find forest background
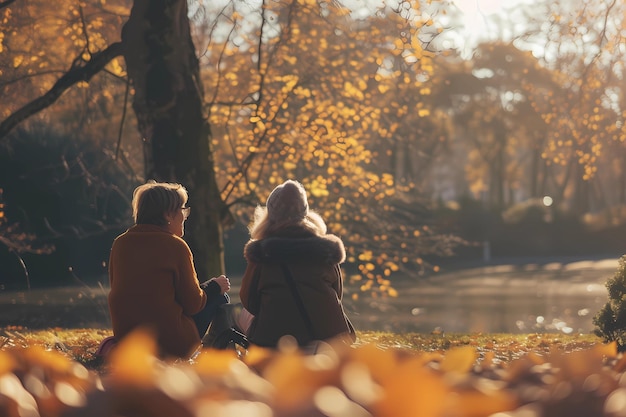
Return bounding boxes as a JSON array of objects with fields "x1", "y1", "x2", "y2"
[{"x1": 0, "y1": 0, "x2": 625, "y2": 295}]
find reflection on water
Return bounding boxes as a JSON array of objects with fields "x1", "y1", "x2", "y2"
[
  {"x1": 0, "y1": 257, "x2": 619, "y2": 334},
  {"x1": 346, "y1": 257, "x2": 617, "y2": 335}
]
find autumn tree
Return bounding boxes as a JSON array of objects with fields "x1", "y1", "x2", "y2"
[
  {"x1": 424, "y1": 0, "x2": 626, "y2": 225},
  {"x1": 196, "y1": 0, "x2": 461, "y2": 291},
  {"x1": 0, "y1": 1, "x2": 130, "y2": 141},
  {"x1": 0, "y1": 1, "x2": 139, "y2": 283},
  {"x1": 433, "y1": 42, "x2": 560, "y2": 209},
  {"x1": 1, "y1": 0, "x2": 468, "y2": 289},
  {"x1": 0, "y1": 0, "x2": 229, "y2": 279},
  {"x1": 518, "y1": 0, "x2": 626, "y2": 216}
]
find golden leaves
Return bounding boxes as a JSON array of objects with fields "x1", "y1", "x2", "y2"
[
  {"x1": 374, "y1": 357, "x2": 448, "y2": 417},
  {"x1": 309, "y1": 185, "x2": 329, "y2": 198},
  {"x1": 202, "y1": 0, "x2": 447, "y2": 291},
  {"x1": 2, "y1": 0, "x2": 130, "y2": 126},
  {"x1": 108, "y1": 329, "x2": 158, "y2": 387},
  {"x1": 343, "y1": 81, "x2": 365, "y2": 100},
  {"x1": 106, "y1": 57, "x2": 125, "y2": 77},
  {"x1": 0, "y1": 329, "x2": 617, "y2": 417},
  {"x1": 12, "y1": 55, "x2": 23, "y2": 68},
  {"x1": 0, "y1": 350, "x2": 15, "y2": 375},
  {"x1": 194, "y1": 348, "x2": 241, "y2": 376},
  {"x1": 439, "y1": 345, "x2": 477, "y2": 373}
]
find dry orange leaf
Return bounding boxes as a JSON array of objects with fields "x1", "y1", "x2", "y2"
[{"x1": 440, "y1": 346, "x2": 477, "y2": 374}]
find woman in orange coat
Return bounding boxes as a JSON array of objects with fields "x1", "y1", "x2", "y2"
[
  {"x1": 107, "y1": 181, "x2": 230, "y2": 358},
  {"x1": 239, "y1": 180, "x2": 355, "y2": 348}
]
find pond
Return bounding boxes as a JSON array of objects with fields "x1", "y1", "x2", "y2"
[
  {"x1": 346, "y1": 256, "x2": 618, "y2": 335},
  {"x1": 0, "y1": 256, "x2": 619, "y2": 335}
]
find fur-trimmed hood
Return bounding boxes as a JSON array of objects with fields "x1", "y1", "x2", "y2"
[{"x1": 244, "y1": 233, "x2": 346, "y2": 265}]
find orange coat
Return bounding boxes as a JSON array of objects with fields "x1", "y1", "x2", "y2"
[
  {"x1": 239, "y1": 228, "x2": 355, "y2": 347},
  {"x1": 108, "y1": 224, "x2": 207, "y2": 358}
]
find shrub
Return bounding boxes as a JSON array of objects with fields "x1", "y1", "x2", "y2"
[
  {"x1": 593, "y1": 255, "x2": 626, "y2": 351},
  {"x1": 0, "y1": 126, "x2": 139, "y2": 286}
]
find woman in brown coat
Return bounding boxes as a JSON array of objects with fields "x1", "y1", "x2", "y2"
[
  {"x1": 239, "y1": 180, "x2": 355, "y2": 348},
  {"x1": 107, "y1": 181, "x2": 230, "y2": 358}
]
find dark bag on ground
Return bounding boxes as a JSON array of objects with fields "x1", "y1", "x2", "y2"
[{"x1": 201, "y1": 303, "x2": 250, "y2": 350}]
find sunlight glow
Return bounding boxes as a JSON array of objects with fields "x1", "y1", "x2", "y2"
[
  {"x1": 453, "y1": 0, "x2": 504, "y2": 41},
  {"x1": 452, "y1": 0, "x2": 538, "y2": 56},
  {"x1": 454, "y1": 0, "x2": 503, "y2": 16}
]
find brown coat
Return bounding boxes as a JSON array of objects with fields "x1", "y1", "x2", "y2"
[
  {"x1": 239, "y1": 228, "x2": 354, "y2": 347},
  {"x1": 108, "y1": 224, "x2": 207, "y2": 358}
]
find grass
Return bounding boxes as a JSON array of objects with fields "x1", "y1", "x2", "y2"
[
  {"x1": 357, "y1": 330, "x2": 603, "y2": 360},
  {"x1": 0, "y1": 326, "x2": 604, "y2": 370}
]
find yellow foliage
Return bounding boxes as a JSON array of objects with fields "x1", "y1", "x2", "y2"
[
  {"x1": 0, "y1": 329, "x2": 617, "y2": 417},
  {"x1": 107, "y1": 58, "x2": 126, "y2": 77},
  {"x1": 377, "y1": 84, "x2": 391, "y2": 94},
  {"x1": 343, "y1": 81, "x2": 365, "y2": 100},
  {"x1": 283, "y1": 161, "x2": 297, "y2": 170},
  {"x1": 0, "y1": 350, "x2": 15, "y2": 375},
  {"x1": 108, "y1": 329, "x2": 158, "y2": 387},
  {"x1": 439, "y1": 346, "x2": 477, "y2": 374},
  {"x1": 22, "y1": 345, "x2": 73, "y2": 374},
  {"x1": 193, "y1": 0, "x2": 448, "y2": 289},
  {"x1": 309, "y1": 184, "x2": 329, "y2": 197},
  {"x1": 12, "y1": 55, "x2": 23, "y2": 68},
  {"x1": 373, "y1": 356, "x2": 448, "y2": 417},
  {"x1": 193, "y1": 349, "x2": 240, "y2": 376}
]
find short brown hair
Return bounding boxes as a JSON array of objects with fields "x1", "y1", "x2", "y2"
[{"x1": 132, "y1": 180, "x2": 188, "y2": 225}]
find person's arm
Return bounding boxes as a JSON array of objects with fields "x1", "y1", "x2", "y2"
[
  {"x1": 174, "y1": 240, "x2": 207, "y2": 316},
  {"x1": 200, "y1": 275, "x2": 230, "y2": 298},
  {"x1": 200, "y1": 279, "x2": 220, "y2": 297}
]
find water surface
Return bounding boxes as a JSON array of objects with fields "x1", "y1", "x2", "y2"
[{"x1": 0, "y1": 257, "x2": 618, "y2": 334}]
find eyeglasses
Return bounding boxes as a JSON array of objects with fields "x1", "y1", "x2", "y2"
[{"x1": 182, "y1": 206, "x2": 191, "y2": 220}]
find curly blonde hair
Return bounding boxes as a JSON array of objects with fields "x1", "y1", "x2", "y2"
[{"x1": 249, "y1": 180, "x2": 327, "y2": 239}]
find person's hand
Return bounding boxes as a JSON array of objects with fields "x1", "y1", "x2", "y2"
[{"x1": 210, "y1": 275, "x2": 231, "y2": 294}]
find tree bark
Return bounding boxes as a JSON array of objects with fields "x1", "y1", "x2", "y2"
[
  {"x1": 121, "y1": 0, "x2": 227, "y2": 279},
  {"x1": 0, "y1": 0, "x2": 17, "y2": 10}
]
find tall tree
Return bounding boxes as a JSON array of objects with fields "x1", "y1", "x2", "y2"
[
  {"x1": 120, "y1": 0, "x2": 227, "y2": 278},
  {"x1": 0, "y1": 0, "x2": 226, "y2": 278},
  {"x1": 198, "y1": 0, "x2": 458, "y2": 288},
  {"x1": 0, "y1": 0, "x2": 464, "y2": 289},
  {"x1": 519, "y1": 0, "x2": 626, "y2": 215}
]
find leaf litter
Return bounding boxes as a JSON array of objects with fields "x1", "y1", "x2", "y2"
[{"x1": 0, "y1": 326, "x2": 621, "y2": 417}]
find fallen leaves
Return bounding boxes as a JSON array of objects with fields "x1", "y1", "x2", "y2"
[{"x1": 0, "y1": 327, "x2": 618, "y2": 417}]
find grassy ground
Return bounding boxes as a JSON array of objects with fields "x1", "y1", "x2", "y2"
[{"x1": 0, "y1": 326, "x2": 603, "y2": 370}]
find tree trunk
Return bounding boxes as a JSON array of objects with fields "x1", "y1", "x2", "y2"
[
  {"x1": 121, "y1": 0, "x2": 226, "y2": 279},
  {"x1": 492, "y1": 119, "x2": 506, "y2": 209},
  {"x1": 571, "y1": 163, "x2": 591, "y2": 216}
]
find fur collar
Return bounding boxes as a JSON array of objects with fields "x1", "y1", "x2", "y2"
[{"x1": 244, "y1": 233, "x2": 346, "y2": 265}]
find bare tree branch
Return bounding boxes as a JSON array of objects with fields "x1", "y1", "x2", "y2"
[
  {"x1": 0, "y1": 0, "x2": 17, "y2": 10},
  {"x1": 115, "y1": 77, "x2": 131, "y2": 159},
  {"x1": 0, "y1": 42, "x2": 124, "y2": 140}
]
